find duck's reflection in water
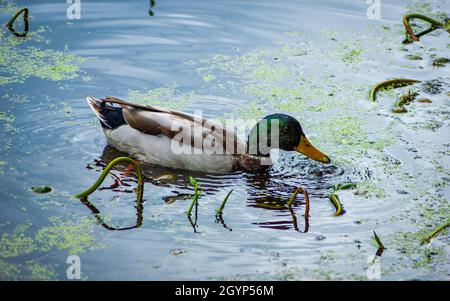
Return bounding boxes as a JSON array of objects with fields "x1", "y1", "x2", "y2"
[{"x1": 79, "y1": 146, "x2": 346, "y2": 232}]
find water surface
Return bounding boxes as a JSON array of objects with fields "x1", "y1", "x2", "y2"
[{"x1": 0, "y1": 0, "x2": 449, "y2": 280}]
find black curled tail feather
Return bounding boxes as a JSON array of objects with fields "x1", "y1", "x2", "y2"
[{"x1": 86, "y1": 96, "x2": 127, "y2": 129}]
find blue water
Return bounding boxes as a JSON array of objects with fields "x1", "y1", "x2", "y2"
[{"x1": 0, "y1": 0, "x2": 449, "y2": 280}]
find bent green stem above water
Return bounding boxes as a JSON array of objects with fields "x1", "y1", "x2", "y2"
[
  {"x1": 74, "y1": 157, "x2": 144, "y2": 200},
  {"x1": 215, "y1": 189, "x2": 233, "y2": 217},
  {"x1": 332, "y1": 182, "x2": 357, "y2": 191},
  {"x1": 329, "y1": 193, "x2": 345, "y2": 216},
  {"x1": 402, "y1": 13, "x2": 445, "y2": 43},
  {"x1": 373, "y1": 231, "x2": 386, "y2": 257},
  {"x1": 329, "y1": 182, "x2": 357, "y2": 216},
  {"x1": 287, "y1": 186, "x2": 303, "y2": 207},
  {"x1": 373, "y1": 231, "x2": 386, "y2": 250},
  {"x1": 369, "y1": 78, "x2": 421, "y2": 102},
  {"x1": 421, "y1": 222, "x2": 450, "y2": 245},
  {"x1": 186, "y1": 176, "x2": 201, "y2": 217}
]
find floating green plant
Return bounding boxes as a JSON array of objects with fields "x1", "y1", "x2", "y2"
[
  {"x1": 0, "y1": 111, "x2": 16, "y2": 132},
  {"x1": 31, "y1": 186, "x2": 52, "y2": 194},
  {"x1": 332, "y1": 182, "x2": 357, "y2": 191},
  {"x1": 0, "y1": 215, "x2": 103, "y2": 280},
  {"x1": 369, "y1": 78, "x2": 421, "y2": 102},
  {"x1": 432, "y1": 57, "x2": 450, "y2": 67},
  {"x1": 128, "y1": 84, "x2": 195, "y2": 110},
  {"x1": 341, "y1": 45, "x2": 363, "y2": 64},
  {"x1": 416, "y1": 97, "x2": 432, "y2": 103},
  {"x1": 0, "y1": 22, "x2": 87, "y2": 85},
  {"x1": 35, "y1": 216, "x2": 102, "y2": 254},
  {"x1": 186, "y1": 176, "x2": 202, "y2": 217},
  {"x1": 0, "y1": 259, "x2": 56, "y2": 281},
  {"x1": 0, "y1": 225, "x2": 35, "y2": 258},
  {"x1": 215, "y1": 189, "x2": 233, "y2": 217},
  {"x1": 406, "y1": 54, "x2": 423, "y2": 60},
  {"x1": 0, "y1": 161, "x2": 6, "y2": 175},
  {"x1": 0, "y1": 0, "x2": 20, "y2": 14},
  {"x1": 392, "y1": 90, "x2": 419, "y2": 113}
]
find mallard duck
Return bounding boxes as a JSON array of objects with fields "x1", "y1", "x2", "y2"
[{"x1": 87, "y1": 96, "x2": 330, "y2": 173}]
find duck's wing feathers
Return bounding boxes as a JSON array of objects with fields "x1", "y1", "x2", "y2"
[{"x1": 103, "y1": 97, "x2": 245, "y2": 155}]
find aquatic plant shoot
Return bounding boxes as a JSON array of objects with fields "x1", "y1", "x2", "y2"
[{"x1": 0, "y1": 0, "x2": 448, "y2": 286}]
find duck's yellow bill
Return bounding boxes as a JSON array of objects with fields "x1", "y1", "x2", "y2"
[{"x1": 294, "y1": 136, "x2": 330, "y2": 164}]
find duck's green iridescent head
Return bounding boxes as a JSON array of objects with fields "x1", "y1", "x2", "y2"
[{"x1": 247, "y1": 113, "x2": 330, "y2": 164}]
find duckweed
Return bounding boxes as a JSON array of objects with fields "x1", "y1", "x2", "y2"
[
  {"x1": 386, "y1": 230, "x2": 447, "y2": 269},
  {"x1": 0, "y1": 0, "x2": 20, "y2": 14},
  {"x1": 340, "y1": 44, "x2": 363, "y2": 64},
  {"x1": 0, "y1": 225, "x2": 35, "y2": 258},
  {"x1": 432, "y1": 57, "x2": 450, "y2": 67},
  {"x1": 128, "y1": 84, "x2": 195, "y2": 109},
  {"x1": 0, "y1": 111, "x2": 16, "y2": 131},
  {"x1": 0, "y1": 15, "x2": 87, "y2": 85},
  {"x1": 0, "y1": 160, "x2": 6, "y2": 175},
  {"x1": 355, "y1": 181, "x2": 386, "y2": 198},
  {"x1": 0, "y1": 217, "x2": 102, "y2": 257},
  {"x1": 24, "y1": 260, "x2": 57, "y2": 280},
  {"x1": 35, "y1": 216, "x2": 102, "y2": 254}
]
